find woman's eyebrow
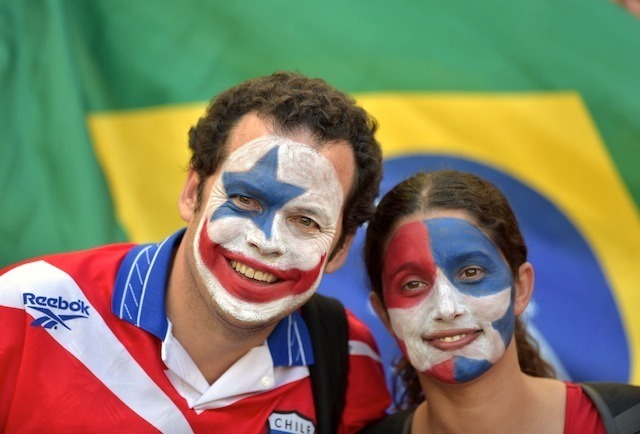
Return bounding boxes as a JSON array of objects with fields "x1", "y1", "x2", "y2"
[
  {"x1": 387, "y1": 262, "x2": 428, "y2": 279},
  {"x1": 453, "y1": 250, "x2": 493, "y2": 259}
]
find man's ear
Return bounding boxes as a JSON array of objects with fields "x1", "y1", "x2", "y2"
[
  {"x1": 370, "y1": 292, "x2": 395, "y2": 337},
  {"x1": 324, "y1": 233, "x2": 355, "y2": 274},
  {"x1": 178, "y1": 169, "x2": 201, "y2": 223},
  {"x1": 514, "y1": 262, "x2": 535, "y2": 316}
]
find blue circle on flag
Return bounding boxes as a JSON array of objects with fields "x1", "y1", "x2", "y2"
[{"x1": 319, "y1": 154, "x2": 629, "y2": 384}]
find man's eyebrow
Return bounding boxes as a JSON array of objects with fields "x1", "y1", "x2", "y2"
[{"x1": 288, "y1": 205, "x2": 332, "y2": 222}]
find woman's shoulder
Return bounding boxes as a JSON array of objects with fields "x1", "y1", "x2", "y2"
[{"x1": 578, "y1": 382, "x2": 640, "y2": 434}]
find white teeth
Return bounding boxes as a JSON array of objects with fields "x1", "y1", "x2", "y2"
[
  {"x1": 230, "y1": 260, "x2": 277, "y2": 283},
  {"x1": 438, "y1": 334, "x2": 466, "y2": 343}
]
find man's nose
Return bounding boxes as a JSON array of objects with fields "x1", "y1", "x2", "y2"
[{"x1": 246, "y1": 215, "x2": 287, "y2": 256}]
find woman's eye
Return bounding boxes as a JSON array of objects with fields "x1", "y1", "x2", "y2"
[
  {"x1": 402, "y1": 280, "x2": 428, "y2": 291},
  {"x1": 232, "y1": 195, "x2": 261, "y2": 211},
  {"x1": 458, "y1": 266, "x2": 485, "y2": 281}
]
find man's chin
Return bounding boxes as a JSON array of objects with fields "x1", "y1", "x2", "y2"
[
  {"x1": 213, "y1": 291, "x2": 310, "y2": 330},
  {"x1": 219, "y1": 312, "x2": 280, "y2": 332}
]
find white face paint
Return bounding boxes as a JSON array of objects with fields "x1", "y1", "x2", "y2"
[
  {"x1": 389, "y1": 269, "x2": 512, "y2": 376},
  {"x1": 383, "y1": 218, "x2": 515, "y2": 383},
  {"x1": 193, "y1": 136, "x2": 344, "y2": 325}
]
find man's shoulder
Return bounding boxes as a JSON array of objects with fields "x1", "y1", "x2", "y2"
[
  {"x1": 0, "y1": 243, "x2": 137, "y2": 313},
  {"x1": 344, "y1": 307, "x2": 384, "y2": 356},
  {"x1": 303, "y1": 293, "x2": 382, "y2": 358},
  {"x1": 344, "y1": 308, "x2": 374, "y2": 337},
  {"x1": 1, "y1": 242, "x2": 136, "y2": 279},
  {"x1": 2, "y1": 242, "x2": 135, "y2": 273}
]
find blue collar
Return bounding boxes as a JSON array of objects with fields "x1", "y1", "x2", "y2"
[{"x1": 112, "y1": 229, "x2": 315, "y2": 367}]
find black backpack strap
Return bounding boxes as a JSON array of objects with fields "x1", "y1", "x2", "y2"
[
  {"x1": 359, "y1": 408, "x2": 414, "y2": 434},
  {"x1": 301, "y1": 293, "x2": 349, "y2": 434},
  {"x1": 581, "y1": 382, "x2": 640, "y2": 434}
]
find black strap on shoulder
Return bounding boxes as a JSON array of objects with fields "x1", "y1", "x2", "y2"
[
  {"x1": 301, "y1": 293, "x2": 349, "y2": 434},
  {"x1": 581, "y1": 382, "x2": 640, "y2": 434}
]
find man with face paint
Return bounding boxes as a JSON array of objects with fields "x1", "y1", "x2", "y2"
[
  {"x1": 185, "y1": 135, "x2": 347, "y2": 328},
  {"x1": 362, "y1": 171, "x2": 640, "y2": 434},
  {"x1": 0, "y1": 72, "x2": 391, "y2": 433}
]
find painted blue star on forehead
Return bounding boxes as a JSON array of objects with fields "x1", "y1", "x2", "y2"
[{"x1": 210, "y1": 145, "x2": 307, "y2": 239}]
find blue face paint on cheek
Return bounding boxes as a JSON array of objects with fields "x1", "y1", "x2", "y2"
[
  {"x1": 425, "y1": 218, "x2": 513, "y2": 297},
  {"x1": 492, "y1": 289, "x2": 516, "y2": 347},
  {"x1": 210, "y1": 146, "x2": 307, "y2": 239},
  {"x1": 453, "y1": 356, "x2": 493, "y2": 382},
  {"x1": 450, "y1": 293, "x2": 514, "y2": 383}
]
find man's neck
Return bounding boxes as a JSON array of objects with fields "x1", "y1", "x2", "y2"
[{"x1": 165, "y1": 242, "x2": 277, "y2": 384}]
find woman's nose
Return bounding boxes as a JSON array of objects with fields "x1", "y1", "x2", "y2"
[{"x1": 432, "y1": 277, "x2": 466, "y2": 322}]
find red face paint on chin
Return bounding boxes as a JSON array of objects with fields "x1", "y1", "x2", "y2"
[
  {"x1": 198, "y1": 221, "x2": 325, "y2": 303},
  {"x1": 396, "y1": 337, "x2": 456, "y2": 383},
  {"x1": 426, "y1": 359, "x2": 457, "y2": 384},
  {"x1": 383, "y1": 220, "x2": 437, "y2": 309}
]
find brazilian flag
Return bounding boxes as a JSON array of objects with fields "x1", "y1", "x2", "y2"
[{"x1": 2, "y1": 1, "x2": 639, "y2": 385}]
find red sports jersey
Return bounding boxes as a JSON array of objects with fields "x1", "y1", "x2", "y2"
[
  {"x1": 0, "y1": 232, "x2": 390, "y2": 433},
  {"x1": 564, "y1": 382, "x2": 606, "y2": 434}
]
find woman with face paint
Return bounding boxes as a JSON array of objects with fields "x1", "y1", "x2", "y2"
[{"x1": 361, "y1": 170, "x2": 639, "y2": 434}]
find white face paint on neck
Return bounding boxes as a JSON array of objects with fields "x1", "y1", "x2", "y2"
[{"x1": 193, "y1": 136, "x2": 344, "y2": 325}]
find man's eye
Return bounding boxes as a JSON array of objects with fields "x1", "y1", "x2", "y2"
[
  {"x1": 232, "y1": 195, "x2": 261, "y2": 211},
  {"x1": 299, "y1": 217, "x2": 317, "y2": 227},
  {"x1": 402, "y1": 280, "x2": 427, "y2": 291},
  {"x1": 458, "y1": 266, "x2": 485, "y2": 281},
  {"x1": 290, "y1": 216, "x2": 320, "y2": 233}
]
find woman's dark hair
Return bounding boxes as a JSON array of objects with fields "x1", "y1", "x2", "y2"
[{"x1": 364, "y1": 170, "x2": 556, "y2": 409}]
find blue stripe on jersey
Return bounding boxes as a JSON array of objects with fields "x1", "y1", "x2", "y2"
[
  {"x1": 112, "y1": 228, "x2": 314, "y2": 367},
  {"x1": 113, "y1": 229, "x2": 184, "y2": 339},
  {"x1": 268, "y1": 311, "x2": 315, "y2": 366}
]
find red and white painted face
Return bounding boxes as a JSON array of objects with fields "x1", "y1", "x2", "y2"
[
  {"x1": 382, "y1": 216, "x2": 514, "y2": 384},
  {"x1": 193, "y1": 136, "x2": 344, "y2": 324}
]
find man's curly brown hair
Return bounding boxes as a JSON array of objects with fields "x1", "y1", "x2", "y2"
[{"x1": 188, "y1": 71, "x2": 383, "y2": 253}]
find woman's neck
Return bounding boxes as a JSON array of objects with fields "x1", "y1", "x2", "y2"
[{"x1": 413, "y1": 343, "x2": 566, "y2": 434}]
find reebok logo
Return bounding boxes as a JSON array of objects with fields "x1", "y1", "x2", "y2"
[{"x1": 23, "y1": 293, "x2": 90, "y2": 330}]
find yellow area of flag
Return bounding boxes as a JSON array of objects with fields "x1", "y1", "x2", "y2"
[{"x1": 88, "y1": 92, "x2": 640, "y2": 383}]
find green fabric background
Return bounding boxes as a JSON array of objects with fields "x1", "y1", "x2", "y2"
[{"x1": 1, "y1": 0, "x2": 639, "y2": 266}]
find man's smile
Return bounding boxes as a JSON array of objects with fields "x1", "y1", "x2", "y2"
[
  {"x1": 229, "y1": 260, "x2": 279, "y2": 284},
  {"x1": 197, "y1": 220, "x2": 324, "y2": 304}
]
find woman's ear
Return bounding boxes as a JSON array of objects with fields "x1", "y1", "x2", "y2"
[
  {"x1": 370, "y1": 292, "x2": 395, "y2": 337},
  {"x1": 514, "y1": 262, "x2": 535, "y2": 316}
]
